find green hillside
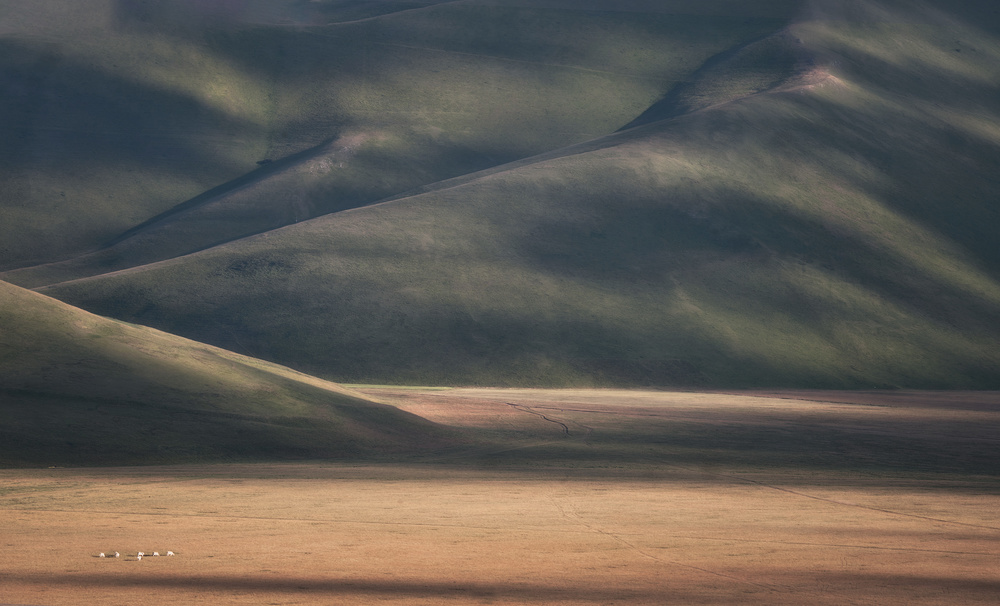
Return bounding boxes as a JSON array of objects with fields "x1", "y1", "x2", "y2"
[
  {"x1": 4, "y1": 0, "x2": 1000, "y2": 390},
  {"x1": 0, "y1": 0, "x2": 793, "y2": 281},
  {"x1": 0, "y1": 280, "x2": 454, "y2": 466},
  {"x1": 26, "y1": 0, "x2": 1000, "y2": 389}
]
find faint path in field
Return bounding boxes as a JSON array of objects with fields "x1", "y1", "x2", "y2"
[
  {"x1": 737, "y1": 479, "x2": 1000, "y2": 532},
  {"x1": 360, "y1": 387, "x2": 1000, "y2": 534},
  {"x1": 653, "y1": 534, "x2": 998, "y2": 557},
  {"x1": 505, "y1": 402, "x2": 571, "y2": 436},
  {"x1": 548, "y1": 497, "x2": 785, "y2": 594},
  {"x1": 572, "y1": 416, "x2": 595, "y2": 445},
  {"x1": 640, "y1": 458, "x2": 1000, "y2": 533},
  {"x1": 522, "y1": 395, "x2": 797, "y2": 595},
  {"x1": 502, "y1": 402, "x2": 595, "y2": 442},
  {"x1": 452, "y1": 390, "x2": 1000, "y2": 533}
]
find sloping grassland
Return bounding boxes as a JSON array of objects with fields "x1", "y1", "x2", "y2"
[
  {"x1": 0, "y1": 280, "x2": 453, "y2": 466},
  {"x1": 29, "y1": 0, "x2": 1000, "y2": 388},
  {"x1": 0, "y1": 0, "x2": 792, "y2": 277}
]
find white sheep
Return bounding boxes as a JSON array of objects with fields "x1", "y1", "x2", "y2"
[
  {"x1": 137, "y1": 552, "x2": 144, "y2": 557},
  {"x1": 166, "y1": 551, "x2": 175, "y2": 556},
  {"x1": 114, "y1": 552, "x2": 120, "y2": 558},
  {"x1": 98, "y1": 553, "x2": 106, "y2": 558},
  {"x1": 152, "y1": 552, "x2": 159, "y2": 556}
]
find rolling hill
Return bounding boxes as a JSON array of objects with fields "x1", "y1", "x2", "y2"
[
  {"x1": 0, "y1": 0, "x2": 794, "y2": 278},
  {"x1": 3, "y1": 0, "x2": 1000, "y2": 390},
  {"x1": 0, "y1": 279, "x2": 455, "y2": 466}
]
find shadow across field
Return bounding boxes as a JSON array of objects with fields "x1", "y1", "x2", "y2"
[
  {"x1": 4, "y1": 573, "x2": 656, "y2": 602},
  {"x1": 371, "y1": 388, "x2": 1000, "y2": 483},
  {"x1": 2, "y1": 389, "x2": 997, "y2": 606},
  {"x1": 9, "y1": 571, "x2": 1000, "y2": 603},
  {"x1": 8, "y1": 568, "x2": 1000, "y2": 606}
]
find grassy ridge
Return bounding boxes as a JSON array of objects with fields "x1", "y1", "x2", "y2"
[
  {"x1": 0, "y1": 280, "x2": 455, "y2": 466},
  {"x1": 0, "y1": 2, "x2": 273, "y2": 268},
  {"x1": 0, "y1": 0, "x2": 791, "y2": 279},
  {"x1": 35, "y1": 0, "x2": 1000, "y2": 388}
]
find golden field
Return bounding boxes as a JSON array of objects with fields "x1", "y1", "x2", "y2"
[{"x1": 2, "y1": 388, "x2": 997, "y2": 605}]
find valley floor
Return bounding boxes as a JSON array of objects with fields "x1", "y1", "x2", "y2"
[{"x1": 2, "y1": 389, "x2": 998, "y2": 605}]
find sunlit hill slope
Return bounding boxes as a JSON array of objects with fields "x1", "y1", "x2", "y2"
[
  {"x1": 0, "y1": 280, "x2": 453, "y2": 466},
  {"x1": 2, "y1": 0, "x2": 1000, "y2": 390}
]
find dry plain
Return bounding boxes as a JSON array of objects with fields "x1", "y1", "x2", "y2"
[{"x1": 2, "y1": 388, "x2": 999, "y2": 605}]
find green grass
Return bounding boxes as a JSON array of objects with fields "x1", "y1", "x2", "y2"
[
  {"x1": 0, "y1": 7, "x2": 274, "y2": 266},
  {"x1": 0, "y1": 280, "x2": 458, "y2": 467},
  {"x1": 29, "y1": 0, "x2": 1000, "y2": 389},
  {"x1": 0, "y1": 0, "x2": 791, "y2": 278},
  {"x1": 4, "y1": 0, "x2": 1000, "y2": 390}
]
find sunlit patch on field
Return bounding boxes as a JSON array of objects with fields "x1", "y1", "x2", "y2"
[{"x1": 2, "y1": 388, "x2": 997, "y2": 605}]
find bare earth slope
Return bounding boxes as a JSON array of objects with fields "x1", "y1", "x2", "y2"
[
  {"x1": 0, "y1": 280, "x2": 454, "y2": 466},
  {"x1": 30, "y1": 0, "x2": 1000, "y2": 388}
]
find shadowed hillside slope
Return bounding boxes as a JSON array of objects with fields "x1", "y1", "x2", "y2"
[
  {"x1": 0, "y1": 280, "x2": 455, "y2": 466},
  {"x1": 0, "y1": 0, "x2": 796, "y2": 279},
  {"x1": 33, "y1": 0, "x2": 1000, "y2": 389}
]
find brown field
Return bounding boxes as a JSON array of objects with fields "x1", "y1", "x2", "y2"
[{"x1": 2, "y1": 389, "x2": 999, "y2": 605}]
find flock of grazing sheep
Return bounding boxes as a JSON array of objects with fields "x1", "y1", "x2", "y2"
[{"x1": 96, "y1": 551, "x2": 175, "y2": 560}]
